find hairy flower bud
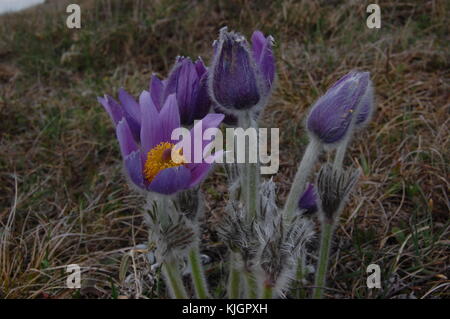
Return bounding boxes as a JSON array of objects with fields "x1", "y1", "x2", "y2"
[
  {"x1": 209, "y1": 27, "x2": 275, "y2": 113},
  {"x1": 316, "y1": 164, "x2": 360, "y2": 223},
  {"x1": 306, "y1": 71, "x2": 370, "y2": 146}
]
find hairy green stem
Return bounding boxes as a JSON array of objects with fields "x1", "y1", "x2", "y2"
[
  {"x1": 244, "y1": 270, "x2": 258, "y2": 299},
  {"x1": 188, "y1": 246, "x2": 209, "y2": 299},
  {"x1": 162, "y1": 259, "x2": 188, "y2": 299},
  {"x1": 312, "y1": 221, "x2": 334, "y2": 299},
  {"x1": 333, "y1": 138, "x2": 349, "y2": 169},
  {"x1": 283, "y1": 139, "x2": 321, "y2": 219},
  {"x1": 239, "y1": 112, "x2": 260, "y2": 221},
  {"x1": 228, "y1": 252, "x2": 241, "y2": 299},
  {"x1": 262, "y1": 284, "x2": 273, "y2": 299},
  {"x1": 294, "y1": 255, "x2": 307, "y2": 298}
]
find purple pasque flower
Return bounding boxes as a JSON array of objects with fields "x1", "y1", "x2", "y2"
[
  {"x1": 306, "y1": 71, "x2": 370, "y2": 145},
  {"x1": 209, "y1": 27, "x2": 276, "y2": 112},
  {"x1": 162, "y1": 56, "x2": 211, "y2": 126},
  {"x1": 298, "y1": 183, "x2": 318, "y2": 215},
  {"x1": 110, "y1": 91, "x2": 224, "y2": 195}
]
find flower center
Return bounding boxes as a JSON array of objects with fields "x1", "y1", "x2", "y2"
[{"x1": 143, "y1": 142, "x2": 185, "y2": 183}]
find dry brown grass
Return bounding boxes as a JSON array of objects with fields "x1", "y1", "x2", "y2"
[{"x1": 0, "y1": 0, "x2": 448, "y2": 298}]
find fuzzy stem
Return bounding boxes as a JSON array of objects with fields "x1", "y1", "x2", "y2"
[
  {"x1": 283, "y1": 139, "x2": 321, "y2": 219},
  {"x1": 188, "y1": 246, "x2": 209, "y2": 299},
  {"x1": 294, "y1": 255, "x2": 307, "y2": 298},
  {"x1": 244, "y1": 270, "x2": 258, "y2": 299},
  {"x1": 262, "y1": 284, "x2": 273, "y2": 299},
  {"x1": 247, "y1": 161, "x2": 260, "y2": 220},
  {"x1": 162, "y1": 258, "x2": 188, "y2": 299},
  {"x1": 238, "y1": 112, "x2": 260, "y2": 221},
  {"x1": 333, "y1": 138, "x2": 349, "y2": 169},
  {"x1": 228, "y1": 252, "x2": 241, "y2": 299},
  {"x1": 312, "y1": 221, "x2": 334, "y2": 299}
]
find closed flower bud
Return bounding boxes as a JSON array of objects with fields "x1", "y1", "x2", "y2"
[
  {"x1": 306, "y1": 71, "x2": 370, "y2": 146},
  {"x1": 209, "y1": 27, "x2": 276, "y2": 113},
  {"x1": 316, "y1": 164, "x2": 360, "y2": 223}
]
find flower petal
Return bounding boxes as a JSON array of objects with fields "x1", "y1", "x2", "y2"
[
  {"x1": 140, "y1": 90, "x2": 160, "y2": 154},
  {"x1": 194, "y1": 57, "x2": 207, "y2": 77},
  {"x1": 159, "y1": 94, "x2": 181, "y2": 143},
  {"x1": 187, "y1": 150, "x2": 223, "y2": 187},
  {"x1": 191, "y1": 112, "x2": 224, "y2": 146},
  {"x1": 298, "y1": 183, "x2": 318, "y2": 215},
  {"x1": 187, "y1": 162, "x2": 211, "y2": 187},
  {"x1": 116, "y1": 118, "x2": 138, "y2": 158},
  {"x1": 118, "y1": 88, "x2": 141, "y2": 141},
  {"x1": 124, "y1": 150, "x2": 144, "y2": 188},
  {"x1": 192, "y1": 73, "x2": 212, "y2": 121},
  {"x1": 148, "y1": 165, "x2": 191, "y2": 195},
  {"x1": 150, "y1": 74, "x2": 165, "y2": 111},
  {"x1": 98, "y1": 95, "x2": 124, "y2": 125},
  {"x1": 118, "y1": 88, "x2": 140, "y2": 122},
  {"x1": 176, "y1": 59, "x2": 199, "y2": 125},
  {"x1": 257, "y1": 36, "x2": 275, "y2": 91},
  {"x1": 251, "y1": 30, "x2": 266, "y2": 62},
  {"x1": 185, "y1": 113, "x2": 224, "y2": 164}
]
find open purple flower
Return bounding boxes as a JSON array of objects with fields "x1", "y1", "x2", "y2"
[
  {"x1": 298, "y1": 183, "x2": 318, "y2": 215},
  {"x1": 209, "y1": 27, "x2": 275, "y2": 112},
  {"x1": 102, "y1": 90, "x2": 224, "y2": 195},
  {"x1": 306, "y1": 71, "x2": 370, "y2": 145}
]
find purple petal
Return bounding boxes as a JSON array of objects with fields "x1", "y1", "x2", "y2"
[
  {"x1": 187, "y1": 150, "x2": 223, "y2": 186},
  {"x1": 188, "y1": 162, "x2": 212, "y2": 187},
  {"x1": 159, "y1": 94, "x2": 181, "y2": 144},
  {"x1": 257, "y1": 37, "x2": 275, "y2": 91},
  {"x1": 148, "y1": 165, "x2": 191, "y2": 195},
  {"x1": 118, "y1": 88, "x2": 141, "y2": 141},
  {"x1": 140, "y1": 90, "x2": 160, "y2": 155},
  {"x1": 124, "y1": 150, "x2": 144, "y2": 188},
  {"x1": 194, "y1": 57, "x2": 207, "y2": 77},
  {"x1": 150, "y1": 74, "x2": 165, "y2": 111},
  {"x1": 251, "y1": 31, "x2": 275, "y2": 91},
  {"x1": 118, "y1": 88, "x2": 140, "y2": 122},
  {"x1": 176, "y1": 59, "x2": 199, "y2": 125},
  {"x1": 190, "y1": 113, "x2": 224, "y2": 147},
  {"x1": 163, "y1": 57, "x2": 184, "y2": 101},
  {"x1": 98, "y1": 95, "x2": 124, "y2": 125},
  {"x1": 116, "y1": 118, "x2": 138, "y2": 158},
  {"x1": 355, "y1": 78, "x2": 374, "y2": 126},
  {"x1": 298, "y1": 183, "x2": 318, "y2": 215},
  {"x1": 251, "y1": 30, "x2": 266, "y2": 63},
  {"x1": 190, "y1": 72, "x2": 211, "y2": 122},
  {"x1": 186, "y1": 113, "x2": 224, "y2": 164}
]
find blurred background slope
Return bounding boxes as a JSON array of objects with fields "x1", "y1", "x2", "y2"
[{"x1": 0, "y1": 0, "x2": 448, "y2": 298}]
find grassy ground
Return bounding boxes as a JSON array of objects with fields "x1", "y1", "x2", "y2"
[{"x1": 0, "y1": 0, "x2": 448, "y2": 299}]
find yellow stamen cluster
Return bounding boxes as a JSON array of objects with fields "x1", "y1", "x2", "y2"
[{"x1": 143, "y1": 142, "x2": 185, "y2": 183}]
